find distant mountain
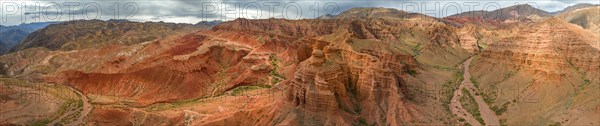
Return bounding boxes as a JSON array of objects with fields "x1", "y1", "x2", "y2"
[
  {"x1": 0, "y1": 22, "x2": 61, "y2": 33},
  {"x1": 316, "y1": 14, "x2": 336, "y2": 19},
  {"x1": 557, "y1": 6, "x2": 600, "y2": 35},
  {"x1": 0, "y1": 41, "x2": 7, "y2": 55},
  {"x1": 448, "y1": 4, "x2": 551, "y2": 22},
  {"x1": 195, "y1": 20, "x2": 223, "y2": 27},
  {"x1": 0, "y1": 29, "x2": 29, "y2": 54},
  {"x1": 9, "y1": 19, "x2": 206, "y2": 52},
  {"x1": 107, "y1": 19, "x2": 131, "y2": 23},
  {"x1": 0, "y1": 21, "x2": 61, "y2": 54},
  {"x1": 334, "y1": 7, "x2": 432, "y2": 19},
  {"x1": 552, "y1": 3, "x2": 599, "y2": 15}
]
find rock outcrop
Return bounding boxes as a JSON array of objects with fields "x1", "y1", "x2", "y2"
[
  {"x1": 469, "y1": 18, "x2": 600, "y2": 125},
  {"x1": 476, "y1": 18, "x2": 599, "y2": 82}
]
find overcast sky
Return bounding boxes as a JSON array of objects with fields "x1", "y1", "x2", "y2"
[{"x1": 0, "y1": 0, "x2": 598, "y2": 26}]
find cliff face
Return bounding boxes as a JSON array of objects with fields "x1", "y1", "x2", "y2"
[
  {"x1": 476, "y1": 18, "x2": 599, "y2": 83},
  {"x1": 207, "y1": 14, "x2": 469, "y2": 125},
  {"x1": 469, "y1": 18, "x2": 600, "y2": 125},
  {"x1": 287, "y1": 45, "x2": 418, "y2": 125},
  {"x1": 0, "y1": 15, "x2": 466, "y2": 125}
]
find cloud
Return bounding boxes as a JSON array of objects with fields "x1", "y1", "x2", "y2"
[{"x1": 1, "y1": 0, "x2": 598, "y2": 26}]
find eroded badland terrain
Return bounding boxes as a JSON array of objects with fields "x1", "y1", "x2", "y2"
[{"x1": 0, "y1": 4, "x2": 599, "y2": 126}]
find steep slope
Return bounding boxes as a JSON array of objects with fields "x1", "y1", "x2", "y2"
[
  {"x1": 44, "y1": 31, "x2": 273, "y2": 106},
  {"x1": 208, "y1": 12, "x2": 470, "y2": 125},
  {"x1": 558, "y1": 6, "x2": 600, "y2": 35},
  {"x1": 9, "y1": 20, "x2": 210, "y2": 52},
  {"x1": 470, "y1": 18, "x2": 600, "y2": 125}
]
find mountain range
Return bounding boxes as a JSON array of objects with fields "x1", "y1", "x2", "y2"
[{"x1": 0, "y1": 22, "x2": 61, "y2": 54}]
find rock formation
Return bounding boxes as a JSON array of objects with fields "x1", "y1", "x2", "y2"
[{"x1": 0, "y1": 4, "x2": 598, "y2": 126}]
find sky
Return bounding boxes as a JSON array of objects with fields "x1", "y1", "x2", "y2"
[{"x1": 0, "y1": 0, "x2": 598, "y2": 26}]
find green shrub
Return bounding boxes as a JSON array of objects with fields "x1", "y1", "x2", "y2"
[{"x1": 408, "y1": 69, "x2": 418, "y2": 76}]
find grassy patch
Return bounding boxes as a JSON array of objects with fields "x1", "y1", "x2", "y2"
[
  {"x1": 408, "y1": 69, "x2": 418, "y2": 76},
  {"x1": 169, "y1": 98, "x2": 204, "y2": 108},
  {"x1": 30, "y1": 118, "x2": 51, "y2": 126},
  {"x1": 470, "y1": 77, "x2": 479, "y2": 89},
  {"x1": 269, "y1": 55, "x2": 285, "y2": 85},
  {"x1": 490, "y1": 102, "x2": 510, "y2": 115},
  {"x1": 433, "y1": 65, "x2": 460, "y2": 71},
  {"x1": 548, "y1": 122, "x2": 561, "y2": 126},
  {"x1": 231, "y1": 86, "x2": 265, "y2": 96},
  {"x1": 358, "y1": 117, "x2": 368, "y2": 125}
]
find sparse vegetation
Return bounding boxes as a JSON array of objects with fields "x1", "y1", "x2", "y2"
[
  {"x1": 500, "y1": 119, "x2": 508, "y2": 126},
  {"x1": 470, "y1": 77, "x2": 480, "y2": 89},
  {"x1": 490, "y1": 102, "x2": 510, "y2": 115},
  {"x1": 30, "y1": 118, "x2": 51, "y2": 126},
  {"x1": 480, "y1": 71, "x2": 514, "y2": 105},
  {"x1": 460, "y1": 88, "x2": 485, "y2": 125},
  {"x1": 548, "y1": 122, "x2": 561, "y2": 126},
  {"x1": 269, "y1": 54, "x2": 285, "y2": 85},
  {"x1": 358, "y1": 117, "x2": 368, "y2": 125},
  {"x1": 169, "y1": 97, "x2": 205, "y2": 108},
  {"x1": 231, "y1": 86, "x2": 264, "y2": 96},
  {"x1": 442, "y1": 70, "x2": 463, "y2": 113},
  {"x1": 210, "y1": 61, "x2": 231, "y2": 97},
  {"x1": 408, "y1": 69, "x2": 418, "y2": 76}
]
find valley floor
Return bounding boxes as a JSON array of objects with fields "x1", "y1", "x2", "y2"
[{"x1": 451, "y1": 57, "x2": 500, "y2": 126}]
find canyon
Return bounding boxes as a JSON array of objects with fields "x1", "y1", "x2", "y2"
[{"x1": 0, "y1": 3, "x2": 598, "y2": 126}]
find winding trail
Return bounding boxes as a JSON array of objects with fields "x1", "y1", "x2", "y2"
[{"x1": 450, "y1": 57, "x2": 500, "y2": 126}]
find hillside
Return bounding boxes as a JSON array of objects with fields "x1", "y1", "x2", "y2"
[
  {"x1": 0, "y1": 22, "x2": 60, "y2": 54},
  {"x1": 9, "y1": 20, "x2": 213, "y2": 53},
  {"x1": 558, "y1": 6, "x2": 600, "y2": 35},
  {"x1": 449, "y1": 4, "x2": 551, "y2": 22},
  {"x1": 469, "y1": 18, "x2": 599, "y2": 125}
]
